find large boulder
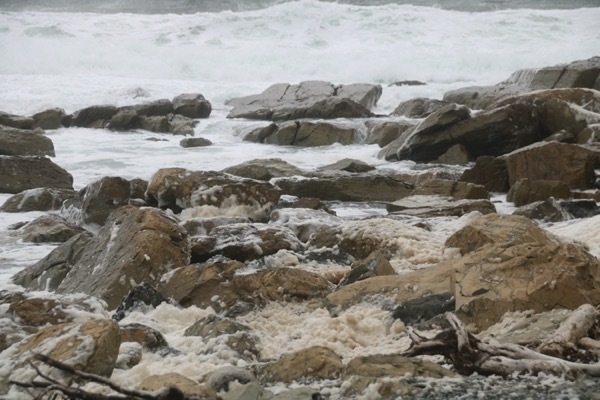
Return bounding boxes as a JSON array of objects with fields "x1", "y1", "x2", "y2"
[
  {"x1": 345, "y1": 354, "x2": 455, "y2": 379},
  {"x1": 244, "y1": 120, "x2": 358, "y2": 146},
  {"x1": 31, "y1": 108, "x2": 67, "y2": 129},
  {"x1": 459, "y1": 156, "x2": 509, "y2": 193},
  {"x1": 365, "y1": 119, "x2": 415, "y2": 147},
  {"x1": 172, "y1": 93, "x2": 212, "y2": 119},
  {"x1": 443, "y1": 56, "x2": 600, "y2": 109},
  {"x1": 386, "y1": 195, "x2": 497, "y2": 218},
  {"x1": 70, "y1": 104, "x2": 118, "y2": 128},
  {"x1": 227, "y1": 81, "x2": 381, "y2": 120},
  {"x1": 506, "y1": 178, "x2": 572, "y2": 206},
  {"x1": 222, "y1": 158, "x2": 304, "y2": 181},
  {"x1": 0, "y1": 125, "x2": 55, "y2": 157},
  {"x1": 56, "y1": 206, "x2": 190, "y2": 310},
  {"x1": 273, "y1": 173, "x2": 414, "y2": 202},
  {"x1": 0, "y1": 187, "x2": 76, "y2": 212},
  {"x1": 504, "y1": 141, "x2": 599, "y2": 190},
  {"x1": 0, "y1": 156, "x2": 73, "y2": 194},
  {"x1": 15, "y1": 214, "x2": 83, "y2": 243},
  {"x1": 60, "y1": 176, "x2": 148, "y2": 227},
  {"x1": 145, "y1": 168, "x2": 281, "y2": 221}
]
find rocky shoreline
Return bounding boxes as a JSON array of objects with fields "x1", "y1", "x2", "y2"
[{"x1": 1, "y1": 56, "x2": 600, "y2": 399}]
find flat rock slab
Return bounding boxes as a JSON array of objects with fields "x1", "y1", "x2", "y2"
[{"x1": 386, "y1": 195, "x2": 497, "y2": 217}]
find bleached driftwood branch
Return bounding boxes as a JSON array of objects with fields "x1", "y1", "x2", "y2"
[{"x1": 403, "y1": 306, "x2": 600, "y2": 378}]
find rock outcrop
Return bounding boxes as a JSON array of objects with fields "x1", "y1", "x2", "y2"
[{"x1": 0, "y1": 156, "x2": 73, "y2": 194}]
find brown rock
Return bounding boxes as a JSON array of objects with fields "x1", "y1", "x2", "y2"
[
  {"x1": 506, "y1": 178, "x2": 572, "y2": 206},
  {"x1": 180, "y1": 137, "x2": 212, "y2": 148},
  {"x1": 345, "y1": 354, "x2": 455, "y2": 378},
  {"x1": 172, "y1": 93, "x2": 212, "y2": 119},
  {"x1": 71, "y1": 104, "x2": 118, "y2": 128},
  {"x1": 365, "y1": 119, "x2": 415, "y2": 147},
  {"x1": 56, "y1": 206, "x2": 189, "y2": 310},
  {"x1": 512, "y1": 197, "x2": 573, "y2": 223},
  {"x1": 8, "y1": 294, "x2": 107, "y2": 327},
  {"x1": 17, "y1": 214, "x2": 83, "y2": 243},
  {"x1": 0, "y1": 156, "x2": 73, "y2": 194},
  {"x1": 317, "y1": 158, "x2": 375, "y2": 173},
  {"x1": 504, "y1": 141, "x2": 599, "y2": 190},
  {"x1": 436, "y1": 143, "x2": 471, "y2": 165},
  {"x1": 0, "y1": 187, "x2": 75, "y2": 212},
  {"x1": 222, "y1": 158, "x2": 304, "y2": 181},
  {"x1": 0, "y1": 111, "x2": 34, "y2": 129},
  {"x1": 138, "y1": 373, "x2": 216, "y2": 399},
  {"x1": 258, "y1": 346, "x2": 343, "y2": 382},
  {"x1": 391, "y1": 97, "x2": 450, "y2": 118},
  {"x1": 0, "y1": 125, "x2": 55, "y2": 157},
  {"x1": 32, "y1": 108, "x2": 66, "y2": 129},
  {"x1": 412, "y1": 178, "x2": 489, "y2": 200},
  {"x1": 459, "y1": 156, "x2": 509, "y2": 193},
  {"x1": 386, "y1": 195, "x2": 497, "y2": 218},
  {"x1": 245, "y1": 120, "x2": 357, "y2": 147},
  {"x1": 119, "y1": 323, "x2": 169, "y2": 351}
]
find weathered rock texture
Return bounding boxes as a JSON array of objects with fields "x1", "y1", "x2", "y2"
[{"x1": 0, "y1": 156, "x2": 73, "y2": 194}]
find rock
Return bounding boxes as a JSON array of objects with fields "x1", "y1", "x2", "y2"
[
  {"x1": 0, "y1": 187, "x2": 75, "y2": 212},
  {"x1": 506, "y1": 178, "x2": 572, "y2": 206},
  {"x1": 436, "y1": 143, "x2": 471, "y2": 165},
  {"x1": 386, "y1": 195, "x2": 497, "y2": 218},
  {"x1": 70, "y1": 104, "x2": 118, "y2": 128},
  {"x1": 190, "y1": 222, "x2": 302, "y2": 263},
  {"x1": 127, "y1": 99, "x2": 174, "y2": 116},
  {"x1": 115, "y1": 341, "x2": 143, "y2": 369},
  {"x1": 146, "y1": 168, "x2": 281, "y2": 220},
  {"x1": 7, "y1": 293, "x2": 108, "y2": 327},
  {"x1": 459, "y1": 156, "x2": 509, "y2": 193},
  {"x1": 391, "y1": 97, "x2": 450, "y2": 118},
  {"x1": 269, "y1": 208, "x2": 342, "y2": 243},
  {"x1": 384, "y1": 102, "x2": 543, "y2": 162},
  {"x1": 443, "y1": 56, "x2": 600, "y2": 109},
  {"x1": 138, "y1": 372, "x2": 216, "y2": 398},
  {"x1": 168, "y1": 114, "x2": 197, "y2": 135},
  {"x1": 119, "y1": 322, "x2": 169, "y2": 351},
  {"x1": 345, "y1": 354, "x2": 456, "y2": 378},
  {"x1": 16, "y1": 214, "x2": 83, "y2": 243},
  {"x1": 317, "y1": 158, "x2": 375, "y2": 173},
  {"x1": 391, "y1": 293, "x2": 455, "y2": 325},
  {"x1": 326, "y1": 263, "x2": 452, "y2": 310},
  {"x1": 12, "y1": 232, "x2": 93, "y2": 291},
  {"x1": 578, "y1": 123, "x2": 600, "y2": 144},
  {"x1": 558, "y1": 199, "x2": 600, "y2": 219},
  {"x1": 222, "y1": 158, "x2": 304, "y2": 181},
  {"x1": 0, "y1": 111, "x2": 34, "y2": 129},
  {"x1": 181, "y1": 216, "x2": 250, "y2": 236},
  {"x1": 112, "y1": 282, "x2": 171, "y2": 321},
  {"x1": 180, "y1": 137, "x2": 212, "y2": 148},
  {"x1": 61, "y1": 176, "x2": 148, "y2": 227},
  {"x1": 257, "y1": 346, "x2": 343, "y2": 382},
  {"x1": 139, "y1": 115, "x2": 170, "y2": 133},
  {"x1": 244, "y1": 120, "x2": 358, "y2": 146},
  {"x1": 274, "y1": 173, "x2": 414, "y2": 202},
  {"x1": 108, "y1": 109, "x2": 140, "y2": 131},
  {"x1": 0, "y1": 156, "x2": 73, "y2": 194},
  {"x1": 504, "y1": 141, "x2": 599, "y2": 190},
  {"x1": 412, "y1": 178, "x2": 489, "y2": 200},
  {"x1": 56, "y1": 206, "x2": 190, "y2": 310},
  {"x1": 340, "y1": 376, "x2": 417, "y2": 399},
  {"x1": 172, "y1": 93, "x2": 212, "y2": 119},
  {"x1": 0, "y1": 318, "x2": 120, "y2": 395},
  {"x1": 512, "y1": 197, "x2": 573, "y2": 222},
  {"x1": 0, "y1": 125, "x2": 55, "y2": 156},
  {"x1": 389, "y1": 80, "x2": 427, "y2": 87},
  {"x1": 337, "y1": 250, "x2": 395, "y2": 287},
  {"x1": 227, "y1": 81, "x2": 381, "y2": 120},
  {"x1": 365, "y1": 119, "x2": 415, "y2": 147}
]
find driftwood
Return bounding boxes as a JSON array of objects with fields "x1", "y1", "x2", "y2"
[
  {"x1": 10, "y1": 354, "x2": 215, "y2": 400},
  {"x1": 403, "y1": 305, "x2": 600, "y2": 378}
]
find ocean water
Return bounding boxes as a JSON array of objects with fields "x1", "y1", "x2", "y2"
[{"x1": 1, "y1": 1, "x2": 600, "y2": 398}]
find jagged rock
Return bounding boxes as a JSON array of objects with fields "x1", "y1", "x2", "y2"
[
  {"x1": 274, "y1": 173, "x2": 414, "y2": 202},
  {"x1": 387, "y1": 195, "x2": 496, "y2": 217},
  {"x1": 112, "y1": 282, "x2": 170, "y2": 321},
  {"x1": 119, "y1": 323, "x2": 169, "y2": 351},
  {"x1": 222, "y1": 158, "x2": 304, "y2": 181},
  {"x1": 512, "y1": 197, "x2": 573, "y2": 222},
  {"x1": 0, "y1": 187, "x2": 75, "y2": 212},
  {"x1": 559, "y1": 199, "x2": 600, "y2": 219},
  {"x1": 0, "y1": 111, "x2": 34, "y2": 129},
  {"x1": 7, "y1": 293, "x2": 108, "y2": 327},
  {"x1": 227, "y1": 81, "x2": 381, "y2": 120},
  {"x1": 145, "y1": 168, "x2": 281, "y2": 220},
  {"x1": 70, "y1": 104, "x2": 118, "y2": 128},
  {"x1": 365, "y1": 119, "x2": 415, "y2": 147},
  {"x1": 0, "y1": 156, "x2": 73, "y2": 194},
  {"x1": 506, "y1": 178, "x2": 572, "y2": 206},
  {"x1": 257, "y1": 346, "x2": 343, "y2": 382},
  {"x1": 138, "y1": 373, "x2": 217, "y2": 399},
  {"x1": 16, "y1": 214, "x2": 83, "y2": 243},
  {"x1": 0, "y1": 125, "x2": 55, "y2": 156},
  {"x1": 345, "y1": 354, "x2": 456, "y2": 378},
  {"x1": 270, "y1": 208, "x2": 342, "y2": 243},
  {"x1": 317, "y1": 158, "x2": 375, "y2": 173},
  {"x1": 172, "y1": 93, "x2": 212, "y2": 119},
  {"x1": 504, "y1": 141, "x2": 599, "y2": 190},
  {"x1": 190, "y1": 223, "x2": 303, "y2": 263},
  {"x1": 443, "y1": 56, "x2": 600, "y2": 109},
  {"x1": 0, "y1": 318, "x2": 120, "y2": 395},
  {"x1": 180, "y1": 137, "x2": 212, "y2": 148},
  {"x1": 56, "y1": 206, "x2": 189, "y2": 310},
  {"x1": 61, "y1": 176, "x2": 148, "y2": 227},
  {"x1": 12, "y1": 232, "x2": 93, "y2": 291},
  {"x1": 459, "y1": 156, "x2": 509, "y2": 192},
  {"x1": 337, "y1": 250, "x2": 396, "y2": 287},
  {"x1": 391, "y1": 293, "x2": 455, "y2": 325},
  {"x1": 412, "y1": 178, "x2": 489, "y2": 200},
  {"x1": 244, "y1": 120, "x2": 358, "y2": 146},
  {"x1": 391, "y1": 97, "x2": 450, "y2": 118}
]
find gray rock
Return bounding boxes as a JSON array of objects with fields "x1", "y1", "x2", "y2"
[
  {"x1": 0, "y1": 125, "x2": 55, "y2": 156},
  {"x1": 506, "y1": 178, "x2": 571, "y2": 206},
  {"x1": 179, "y1": 137, "x2": 212, "y2": 148},
  {"x1": 391, "y1": 97, "x2": 450, "y2": 118},
  {"x1": 70, "y1": 104, "x2": 118, "y2": 128},
  {"x1": 31, "y1": 108, "x2": 66, "y2": 129},
  {"x1": 222, "y1": 158, "x2": 304, "y2": 181},
  {"x1": 172, "y1": 93, "x2": 212, "y2": 118},
  {"x1": 459, "y1": 156, "x2": 509, "y2": 193},
  {"x1": 513, "y1": 197, "x2": 573, "y2": 222},
  {"x1": 244, "y1": 120, "x2": 358, "y2": 146},
  {"x1": 0, "y1": 111, "x2": 34, "y2": 129},
  {"x1": 365, "y1": 119, "x2": 415, "y2": 147},
  {"x1": 108, "y1": 109, "x2": 140, "y2": 131},
  {"x1": 128, "y1": 99, "x2": 173, "y2": 116},
  {"x1": 17, "y1": 214, "x2": 83, "y2": 243},
  {"x1": 0, "y1": 156, "x2": 73, "y2": 194}
]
